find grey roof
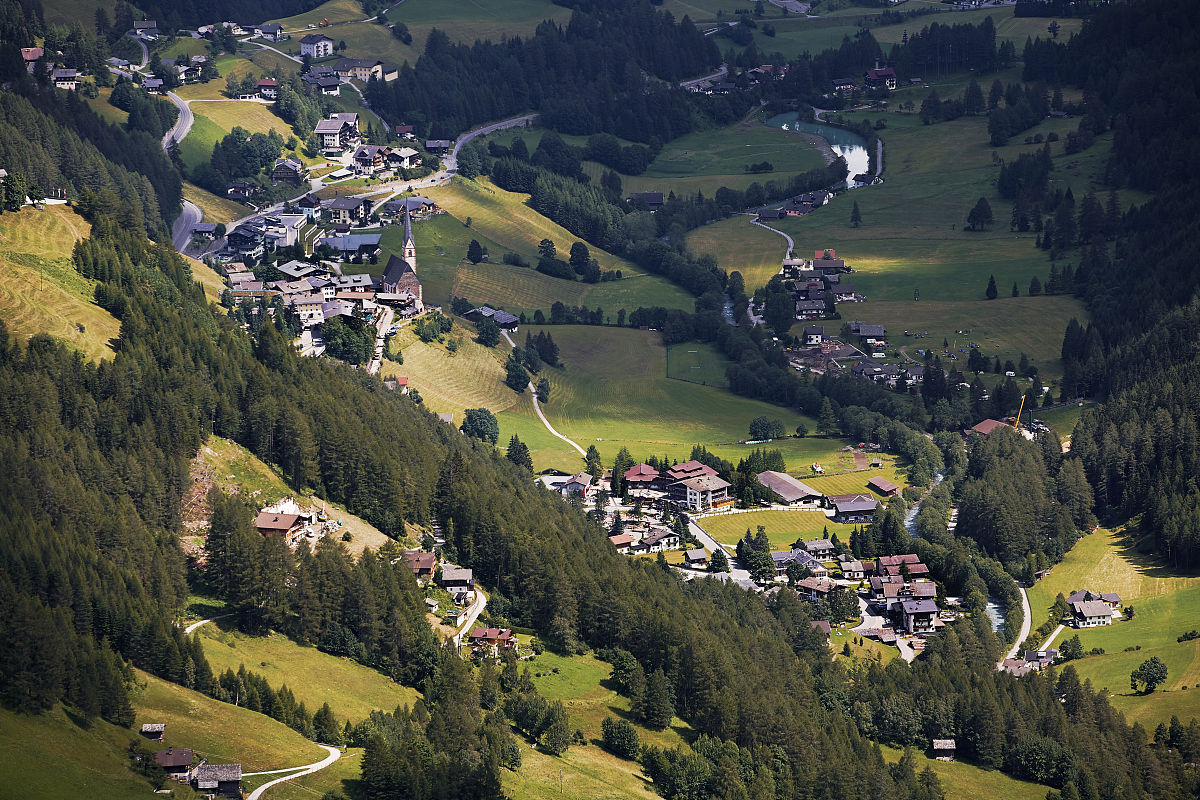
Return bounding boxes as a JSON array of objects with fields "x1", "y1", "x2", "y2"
[
  {"x1": 326, "y1": 196, "x2": 366, "y2": 211},
  {"x1": 805, "y1": 538, "x2": 834, "y2": 552},
  {"x1": 335, "y1": 57, "x2": 382, "y2": 70},
  {"x1": 385, "y1": 196, "x2": 433, "y2": 213},
  {"x1": 899, "y1": 598, "x2": 939, "y2": 614},
  {"x1": 442, "y1": 566, "x2": 473, "y2": 582},
  {"x1": 382, "y1": 254, "x2": 415, "y2": 285},
  {"x1": 685, "y1": 548, "x2": 707, "y2": 561},
  {"x1": 771, "y1": 549, "x2": 822, "y2": 569},
  {"x1": 1071, "y1": 600, "x2": 1112, "y2": 618},
  {"x1": 318, "y1": 233, "x2": 381, "y2": 252},
  {"x1": 803, "y1": 325, "x2": 824, "y2": 335},
  {"x1": 192, "y1": 222, "x2": 216, "y2": 233},
  {"x1": 644, "y1": 528, "x2": 679, "y2": 546},
  {"x1": 259, "y1": 23, "x2": 282, "y2": 33},
  {"x1": 756, "y1": 471, "x2": 821, "y2": 503},
  {"x1": 320, "y1": 300, "x2": 355, "y2": 319},
  {"x1": 678, "y1": 474, "x2": 730, "y2": 492},
  {"x1": 274, "y1": 157, "x2": 303, "y2": 172},
  {"x1": 277, "y1": 260, "x2": 323, "y2": 278},
  {"x1": 141, "y1": 723, "x2": 165, "y2": 733},
  {"x1": 301, "y1": 33, "x2": 333, "y2": 44},
  {"x1": 196, "y1": 764, "x2": 241, "y2": 787},
  {"x1": 831, "y1": 494, "x2": 878, "y2": 513}
]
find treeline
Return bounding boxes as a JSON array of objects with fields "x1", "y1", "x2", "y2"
[
  {"x1": 0, "y1": 88, "x2": 178, "y2": 233},
  {"x1": 364, "y1": 2, "x2": 720, "y2": 141},
  {"x1": 122, "y1": 0, "x2": 324, "y2": 31},
  {"x1": 108, "y1": 77, "x2": 179, "y2": 140}
]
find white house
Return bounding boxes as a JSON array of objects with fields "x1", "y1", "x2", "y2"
[{"x1": 300, "y1": 33, "x2": 334, "y2": 59}]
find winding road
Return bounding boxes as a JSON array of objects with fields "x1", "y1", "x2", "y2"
[
  {"x1": 245, "y1": 744, "x2": 342, "y2": 800},
  {"x1": 162, "y1": 91, "x2": 193, "y2": 151},
  {"x1": 749, "y1": 215, "x2": 794, "y2": 260},
  {"x1": 500, "y1": 329, "x2": 586, "y2": 457},
  {"x1": 451, "y1": 587, "x2": 488, "y2": 646},
  {"x1": 172, "y1": 199, "x2": 203, "y2": 252},
  {"x1": 679, "y1": 63, "x2": 727, "y2": 89}
]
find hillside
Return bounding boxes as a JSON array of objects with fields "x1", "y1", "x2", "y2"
[
  {"x1": 184, "y1": 436, "x2": 399, "y2": 557},
  {"x1": 1026, "y1": 528, "x2": 1200, "y2": 727},
  {"x1": 0, "y1": 205, "x2": 119, "y2": 361}
]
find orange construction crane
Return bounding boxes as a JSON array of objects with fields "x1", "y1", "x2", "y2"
[{"x1": 1014, "y1": 392, "x2": 1025, "y2": 430}]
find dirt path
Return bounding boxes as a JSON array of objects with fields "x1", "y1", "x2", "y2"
[
  {"x1": 500, "y1": 329, "x2": 586, "y2": 457},
  {"x1": 184, "y1": 612, "x2": 235, "y2": 635}
]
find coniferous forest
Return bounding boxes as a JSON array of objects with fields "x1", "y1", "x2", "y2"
[{"x1": 2, "y1": 0, "x2": 1200, "y2": 797}]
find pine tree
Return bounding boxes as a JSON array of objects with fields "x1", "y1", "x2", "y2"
[
  {"x1": 985, "y1": 275, "x2": 998, "y2": 299},
  {"x1": 506, "y1": 435, "x2": 533, "y2": 471},
  {"x1": 850, "y1": 200, "x2": 862, "y2": 227},
  {"x1": 817, "y1": 398, "x2": 837, "y2": 436},
  {"x1": 504, "y1": 349, "x2": 528, "y2": 392},
  {"x1": 467, "y1": 239, "x2": 483, "y2": 263},
  {"x1": 641, "y1": 668, "x2": 674, "y2": 730}
]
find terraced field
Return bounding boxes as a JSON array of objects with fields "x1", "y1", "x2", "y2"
[{"x1": 0, "y1": 205, "x2": 119, "y2": 362}]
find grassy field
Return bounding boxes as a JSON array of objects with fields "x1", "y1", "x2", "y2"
[
  {"x1": 177, "y1": 111, "x2": 228, "y2": 170},
  {"x1": 505, "y1": 650, "x2": 693, "y2": 800},
  {"x1": 501, "y1": 325, "x2": 831, "y2": 470},
  {"x1": 84, "y1": 87, "x2": 129, "y2": 125},
  {"x1": 879, "y1": 744, "x2": 1049, "y2": 800},
  {"x1": 269, "y1": 0, "x2": 571, "y2": 68},
  {"x1": 197, "y1": 436, "x2": 396, "y2": 554},
  {"x1": 1026, "y1": 528, "x2": 1200, "y2": 727},
  {"x1": 188, "y1": 255, "x2": 229, "y2": 304},
  {"x1": 176, "y1": 54, "x2": 260, "y2": 101},
  {"x1": 0, "y1": 205, "x2": 119, "y2": 362},
  {"x1": 383, "y1": 319, "x2": 518, "y2": 416},
  {"x1": 177, "y1": 100, "x2": 307, "y2": 173},
  {"x1": 805, "y1": 457, "x2": 909, "y2": 495},
  {"x1": 391, "y1": 179, "x2": 693, "y2": 314},
  {"x1": 686, "y1": 213, "x2": 787, "y2": 291},
  {"x1": 184, "y1": 181, "x2": 250, "y2": 226},
  {"x1": 132, "y1": 669, "x2": 326, "y2": 771},
  {"x1": 666, "y1": 341, "x2": 730, "y2": 389},
  {"x1": 833, "y1": 624, "x2": 899, "y2": 666},
  {"x1": 698, "y1": 508, "x2": 857, "y2": 549},
  {"x1": 871, "y1": 7, "x2": 1083, "y2": 48},
  {"x1": 0, "y1": 705, "x2": 158, "y2": 799},
  {"x1": 198, "y1": 620, "x2": 422, "y2": 722},
  {"x1": 750, "y1": 104, "x2": 1103, "y2": 382},
  {"x1": 1036, "y1": 401, "x2": 1094, "y2": 443}
]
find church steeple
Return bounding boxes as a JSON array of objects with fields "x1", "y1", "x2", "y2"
[{"x1": 402, "y1": 206, "x2": 416, "y2": 269}]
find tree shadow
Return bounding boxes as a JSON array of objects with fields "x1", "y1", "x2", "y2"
[{"x1": 1110, "y1": 527, "x2": 1200, "y2": 580}]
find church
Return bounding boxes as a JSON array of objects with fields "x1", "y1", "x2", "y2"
[{"x1": 378, "y1": 208, "x2": 424, "y2": 315}]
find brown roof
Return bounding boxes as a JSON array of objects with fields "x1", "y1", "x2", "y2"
[
  {"x1": 867, "y1": 476, "x2": 899, "y2": 494},
  {"x1": 403, "y1": 549, "x2": 435, "y2": 572},
  {"x1": 664, "y1": 460, "x2": 718, "y2": 482},
  {"x1": 678, "y1": 474, "x2": 731, "y2": 492},
  {"x1": 470, "y1": 627, "x2": 514, "y2": 642},
  {"x1": 810, "y1": 619, "x2": 832, "y2": 636},
  {"x1": 609, "y1": 533, "x2": 633, "y2": 547},
  {"x1": 253, "y1": 511, "x2": 301, "y2": 532},
  {"x1": 155, "y1": 748, "x2": 194, "y2": 768},
  {"x1": 971, "y1": 419, "x2": 1007, "y2": 435},
  {"x1": 625, "y1": 463, "x2": 660, "y2": 482}
]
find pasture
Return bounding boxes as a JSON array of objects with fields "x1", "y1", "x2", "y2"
[
  {"x1": 0, "y1": 705, "x2": 152, "y2": 799},
  {"x1": 383, "y1": 320, "x2": 519, "y2": 415},
  {"x1": 685, "y1": 213, "x2": 787, "y2": 291},
  {"x1": 1026, "y1": 528, "x2": 1200, "y2": 727},
  {"x1": 395, "y1": 179, "x2": 694, "y2": 314},
  {"x1": 804, "y1": 456, "x2": 909, "y2": 496},
  {"x1": 131, "y1": 669, "x2": 325, "y2": 771},
  {"x1": 502, "y1": 325, "x2": 831, "y2": 469},
  {"x1": 879, "y1": 744, "x2": 1049, "y2": 800},
  {"x1": 197, "y1": 620, "x2": 422, "y2": 722},
  {"x1": 84, "y1": 87, "x2": 129, "y2": 125},
  {"x1": 505, "y1": 650, "x2": 693, "y2": 800},
  {"x1": 666, "y1": 341, "x2": 730, "y2": 389},
  {"x1": 697, "y1": 508, "x2": 856, "y2": 549},
  {"x1": 0, "y1": 205, "x2": 119, "y2": 362}
]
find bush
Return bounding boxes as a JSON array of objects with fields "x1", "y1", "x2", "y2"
[{"x1": 601, "y1": 716, "x2": 640, "y2": 759}]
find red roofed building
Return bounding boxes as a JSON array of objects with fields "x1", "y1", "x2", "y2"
[
  {"x1": 469, "y1": 627, "x2": 519, "y2": 656},
  {"x1": 865, "y1": 67, "x2": 897, "y2": 90},
  {"x1": 624, "y1": 463, "x2": 661, "y2": 491},
  {"x1": 403, "y1": 549, "x2": 436, "y2": 580}
]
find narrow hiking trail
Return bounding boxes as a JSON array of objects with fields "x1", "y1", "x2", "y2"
[{"x1": 501, "y1": 330, "x2": 585, "y2": 457}]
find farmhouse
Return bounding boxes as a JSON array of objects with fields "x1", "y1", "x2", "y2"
[
  {"x1": 334, "y1": 58, "x2": 383, "y2": 81},
  {"x1": 272, "y1": 158, "x2": 304, "y2": 184},
  {"x1": 643, "y1": 528, "x2": 681, "y2": 552},
  {"x1": 865, "y1": 66, "x2": 897, "y2": 91},
  {"x1": 867, "y1": 476, "x2": 899, "y2": 497},
  {"x1": 300, "y1": 33, "x2": 334, "y2": 58},
  {"x1": 194, "y1": 764, "x2": 242, "y2": 798},
  {"x1": 256, "y1": 77, "x2": 278, "y2": 99},
  {"x1": 756, "y1": 471, "x2": 823, "y2": 506},
  {"x1": 627, "y1": 191, "x2": 665, "y2": 211},
  {"x1": 608, "y1": 533, "x2": 633, "y2": 553},
  {"x1": 258, "y1": 23, "x2": 286, "y2": 41},
  {"x1": 52, "y1": 68, "x2": 78, "y2": 90},
  {"x1": 469, "y1": 627, "x2": 518, "y2": 656},
  {"x1": 831, "y1": 76, "x2": 857, "y2": 92},
  {"x1": 143, "y1": 77, "x2": 164, "y2": 93},
  {"x1": 425, "y1": 139, "x2": 452, "y2": 152},
  {"x1": 560, "y1": 472, "x2": 593, "y2": 497},
  {"x1": 254, "y1": 511, "x2": 302, "y2": 537},
  {"x1": 804, "y1": 538, "x2": 836, "y2": 560},
  {"x1": 803, "y1": 325, "x2": 824, "y2": 345},
  {"x1": 1070, "y1": 599, "x2": 1115, "y2": 627},
  {"x1": 155, "y1": 747, "x2": 194, "y2": 780},
  {"x1": 846, "y1": 321, "x2": 887, "y2": 347},
  {"x1": 684, "y1": 548, "x2": 709, "y2": 568},
  {"x1": 830, "y1": 493, "x2": 878, "y2": 523},
  {"x1": 383, "y1": 196, "x2": 438, "y2": 218},
  {"x1": 1066, "y1": 589, "x2": 1120, "y2": 609},
  {"x1": 403, "y1": 549, "x2": 436, "y2": 580},
  {"x1": 440, "y1": 567, "x2": 474, "y2": 591}
]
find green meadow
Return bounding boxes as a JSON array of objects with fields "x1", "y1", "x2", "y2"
[
  {"x1": 698, "y1": 507, "x2": 857, "y2": 549},
  {"x1": 1026, "y1": 528, "x2": 1200, "y2": 727}
]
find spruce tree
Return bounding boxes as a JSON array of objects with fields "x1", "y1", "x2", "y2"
[
  {"x1": 506, "y1": 435, "x2": 533, "y2": 471},
  {"x1": 985, "y1": 275, "x2": 998, "y2": 299},
  {"x1": 641, "y1": 668, "x2": 674, "y2": 730},
  {"x1": 850, "y1": 200, "x2": 862, "y2": 227}
]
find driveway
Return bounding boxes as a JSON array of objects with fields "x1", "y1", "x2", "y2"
[
  {"x1": 244, "y1": 744, "x2": 341, "y2": 800},
  {"x1": 452, "y1": 586, "x2": 488, "y2": 646}
]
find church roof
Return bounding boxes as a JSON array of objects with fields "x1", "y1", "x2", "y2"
[
  {"x1": 383, "y1": 254, "x2": 415, "y2": 285},
  {"x1": 403, "y1": 206, "x2": 413, "y2": 245}
]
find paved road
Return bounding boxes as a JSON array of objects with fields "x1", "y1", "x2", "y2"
[
  {"x1": 244, "y1": 744, "x2": 341, "y2": 800},
  {"x1": 183, "y1": 612, "x2": 236, "y2": 635},
  {"x1": 500, "y1": 329, "x2": 586, "y2": 456},
  {"x1": 1001, "y1": 585, "x2": 1033, "y2": 664},
  {"x1": 679, "y1": 63, "x2": 727, "y2": 89},
  {"x1": 366, "y1": 306, "x2": 394, "y2": 375},
  {"x1": 162, "y1": 92, "x2": 194, "y2": 151},
  {"x1": 750, "y1": 215, "x2": 793, "y2": 260},
  {"x1": 132, "y1": 34, "x2": 149, "y2": 70},
  {"x1": 172, "y1": 199, "x2": 202, "y2": 252},
  {"x1": 452, "y1": 587, "x2": 488, "y2": 646},
  {"x1": 1040, "y1": 623, "x2": 1066, "y2": 651}
]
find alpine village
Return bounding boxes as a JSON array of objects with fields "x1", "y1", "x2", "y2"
[{"x1": 2, "y1": 0, "x2": 1200, "y2": 799}]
